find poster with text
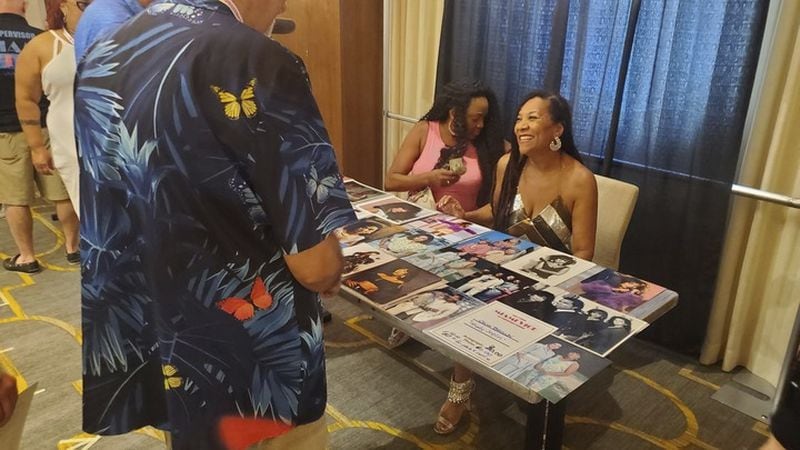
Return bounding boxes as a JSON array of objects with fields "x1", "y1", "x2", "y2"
[{"x1": 427, "y1": 302, "x2": 556, "y2": 365}]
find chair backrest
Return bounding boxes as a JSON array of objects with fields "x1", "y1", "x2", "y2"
[{"x1": 593, "y1": 175, "x2": 639, "y2": 270}]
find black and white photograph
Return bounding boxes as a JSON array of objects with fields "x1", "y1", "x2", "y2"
[
  {"x1": 334, "y1": 217, "x2": 406, "y2": 247},
  {"x1": 448, "y1": 267, "x2": 534, "y2": 302},
  {"x1": 342, "y1": 244, "x2": 397, "y2": 277},
  {"x1": 501, "y1": 286, "x2": 647, "y2": 356},
  {"x1": 357, "y1": 197, "x2": 437, "y2": 224},
  {"x1": 502, "y1": 246, "x2": 595, "y2": 287}
]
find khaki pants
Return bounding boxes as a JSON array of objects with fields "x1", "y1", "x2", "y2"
[
  {"x1": 165, "y1": 416, "x2": 328, "y2": 450},
  {"x1": 0, "y1": 131, "x2": 69, "y2": 205}
]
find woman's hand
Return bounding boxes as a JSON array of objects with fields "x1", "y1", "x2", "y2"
[
  {"x1": 437, "y1": 195, "x2": 466, "y2": 218},
  {"x1": 427, "y1": 169, "x2": 459, "y2": 188}
]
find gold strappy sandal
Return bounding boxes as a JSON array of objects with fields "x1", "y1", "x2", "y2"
[{"x1": 434, "y1": 377, "x2": 475, "y2": 435}]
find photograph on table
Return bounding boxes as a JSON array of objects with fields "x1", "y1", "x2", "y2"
[
  {"x1": 334, "y1": 217, "x2": 406, "y2": 247},
  {"x1": 354, "y1": 209, "x2": 375, "y2": 220},
  {"x1": 427, "y1": 302, "x2": 557, "y2": 365},
  {"x1": 344, "y1": 178, "x2": 391, "y2": 204},
  {"x1": 499, "y1": 284, "x2": 569, "y2": 321},
  {"x1": 453, "y1": 230, "x2": 536, "y2": 265},
  {"x1": 404, "y1": 247, "x2": 495, "y2": 283},
  {"x1": 500, "y1": 286, "x2": 647, "y2": 356},
  {"x1": 564, "y1": 268, "x2": 666, "y2": 313},
  {"x1": 502, "y1": 246, "x2": 595, "y2": 287},
  {"x1": 567, "y1": 302, "x2": 648, "y2": 356},
  {"x1": 385, "y1": 286, "x2": 484, "y2": 330},
  {"x1": 372, "y1": 229, "x2": 450, "y2": 258},
  {"x1": 407, "y1": 214, "x2": 491, "y2": 244},
  {"x1": 357, "y1": 197, "x2": 437, "y2": 224},
  {"x1": 491, "y1": 335, "x2": 610, "y2": 403},
  {"x1": 448, "y1": 267, "x2": 534, "y2": 302},
  {"x1": 342, "y1": 244, "x2": 397, "y2": 277},
  {"x1": 342, "y1": 259, "x2": 441, "y2": 307}
]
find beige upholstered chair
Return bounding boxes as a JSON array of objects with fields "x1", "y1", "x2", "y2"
[{"x1": 593, "y1": 175, "x2": 639, "y2": 270}]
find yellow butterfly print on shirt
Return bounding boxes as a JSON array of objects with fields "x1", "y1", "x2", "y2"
[
  {"x1": 163, "y1": 364, "x2": 183, "y2": 390},
  {"x1": 210, "y1": 78, "x2": 258, "y2": 120}
]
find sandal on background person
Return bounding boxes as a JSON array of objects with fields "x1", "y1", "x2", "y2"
[
  {"x1": 3, "y1": 255, "x2": 41, "y2": 273},
  {"x1": 434, "y1": 377, "x2": 475, "y2": 435},
  {"x1": 387, "y1": 327, "x2": 411, "y2": 348}
]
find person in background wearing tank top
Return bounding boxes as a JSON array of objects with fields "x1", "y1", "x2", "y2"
[
  {"x1": 434, "y1": 91, "x2": 598, "y2": 435},
  {"x1": 384, "y1": 80, "x2": 505, "y2": 214},
  {"x1": 13, "y1": 0, "x2": 88, "y2": 266}
]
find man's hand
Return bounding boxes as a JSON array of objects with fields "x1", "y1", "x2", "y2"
[
  {"x1": 321, "y1": 283, "x2": 340, "y2": 298},
  {"x1": 31, "y1": 146, "x2": 54, "y2": 175},
  {"x1": 0, "y1": 372, "x2": 19, "y2": 428}
]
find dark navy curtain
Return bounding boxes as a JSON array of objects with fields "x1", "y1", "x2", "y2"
[{"x1": 437, "y1": 0, "x2": 769, "y2": 354}]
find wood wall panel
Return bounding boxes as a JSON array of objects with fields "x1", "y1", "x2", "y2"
[
  {"x1": 340, "y1": 0, "x2": 383, "y2": 186},
  {"x1": 274, "y1": 1, "x2": 383, "y2": 186},
  {"x1": 274, "y1": 1, "x2": 344, "y2": 163}
]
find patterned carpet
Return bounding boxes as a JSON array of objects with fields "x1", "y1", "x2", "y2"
[{"x1": 0, "y1": 204, "x2": 770, "y2": 449}]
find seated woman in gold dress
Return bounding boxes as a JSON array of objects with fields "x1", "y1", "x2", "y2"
[{"x1": 435, "y1": 90, "x2": 598, "y2": 435}]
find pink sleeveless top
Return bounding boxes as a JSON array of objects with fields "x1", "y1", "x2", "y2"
[{"x1": 410, "y1": 121, "x2": 481, "y2": 211}]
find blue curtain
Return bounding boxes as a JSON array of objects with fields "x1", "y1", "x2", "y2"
[{"x1": 436, "y1": 0, "x2": 769, "y2": 353}]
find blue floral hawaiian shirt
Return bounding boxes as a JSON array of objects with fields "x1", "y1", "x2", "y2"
[{"x1": 75, "y1": 2, "x2": 355, "y2": 448}]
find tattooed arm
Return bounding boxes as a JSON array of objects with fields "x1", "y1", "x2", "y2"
[{"x1": 14, "y1": 34, "x2": 52, "y2": 174}]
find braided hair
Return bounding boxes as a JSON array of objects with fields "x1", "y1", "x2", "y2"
[
  {"x1": 493, "y1": 91, "x2": 583, "y2": 231},
  {"x1": 422, "y1": 80, "x2": 504, "y2": 206}
]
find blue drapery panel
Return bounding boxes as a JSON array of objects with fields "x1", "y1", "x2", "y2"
[{"x1": 436, "y1": 0, "x2": 768, "y2": 353}]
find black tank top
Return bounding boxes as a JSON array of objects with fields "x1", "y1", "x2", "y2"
[{"x1": 0, "y1": 13, "x2": 47, "y2": 133}]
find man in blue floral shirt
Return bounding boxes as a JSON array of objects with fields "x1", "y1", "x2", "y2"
[{"x1": 74, "y1": 1, "x2": 355, "y2": 448}]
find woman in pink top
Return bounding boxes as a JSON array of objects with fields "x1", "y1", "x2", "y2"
[{"x1": 384, "y1": 80, "x2": 504, "y2": 212}]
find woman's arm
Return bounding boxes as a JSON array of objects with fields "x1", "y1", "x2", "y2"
[
  {"x1": 570, "y1": 167, "x2": 598, "y2": 261},
  {"x1": 384, "y1": 121, "x2": 457, "y2": 192},
  {"x1": 14, "y1": 36, "x2": 50, "y2": 174},
  {"x1": 438, "y1": 152, "x2": 509, "y2": 225}
]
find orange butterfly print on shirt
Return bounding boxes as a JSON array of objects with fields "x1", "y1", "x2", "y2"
[{"x1": 216, "y1": 276, "x2": 273, "y2": 321}]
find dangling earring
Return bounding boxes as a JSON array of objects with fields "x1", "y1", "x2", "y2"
[
  {"x1": 549, "y1": 136, "x2": 562, "y2": 152},
  {"x1": 447, "y1": 120, "x2": 457, "y2": 137}
]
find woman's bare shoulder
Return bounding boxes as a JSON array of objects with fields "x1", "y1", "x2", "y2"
[
  {"x1": 497, "y1": 152, "x2": 512, "y2": 171},
  {"x1": 22, "y1": 31, "x2": 54, "y2": 58},
  {"x1": 565, "y1": 158, "x2": 597, "y2": 195}
]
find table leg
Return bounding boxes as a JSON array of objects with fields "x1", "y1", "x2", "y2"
[{"x1": 525, "y1": 399, "x2": 566, "y2": 449}]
